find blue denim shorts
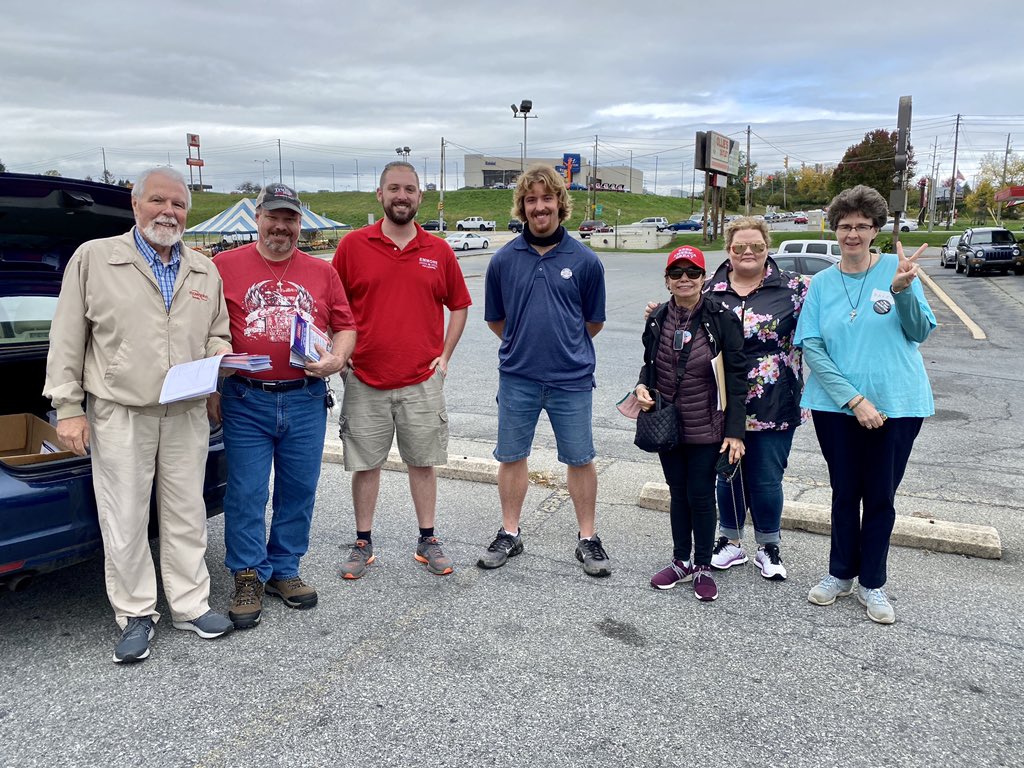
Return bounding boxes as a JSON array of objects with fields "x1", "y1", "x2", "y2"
[{"x1": 494, "y1": 373, "x2": 595, "y2": 466}]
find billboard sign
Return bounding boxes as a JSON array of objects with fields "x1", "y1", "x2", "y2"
[{"x1": 187, "y1": 133, "x2": 200, "y2": 148}]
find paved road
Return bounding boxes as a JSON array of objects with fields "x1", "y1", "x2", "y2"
[{"x1": 1, "y1": 250, "x2": 1022, "y2": 768}]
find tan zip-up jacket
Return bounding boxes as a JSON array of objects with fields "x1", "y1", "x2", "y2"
[{"x1": 44, "y1": 229, "x2": 232, "y2": 419}]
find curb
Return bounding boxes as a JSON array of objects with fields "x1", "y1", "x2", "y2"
[
  {"x1": 320, "y1": 442, "x2": 1002, "y2": 559},
  {"x1": 638, "y1": 482, "x2": 1002, "y2": 560}
]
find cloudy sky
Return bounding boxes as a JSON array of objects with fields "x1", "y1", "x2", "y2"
[{"x1": 2, "y1": 1, "x2": 1020, "y2": 195}]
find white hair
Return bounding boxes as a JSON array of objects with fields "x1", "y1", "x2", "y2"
[{"x1": 132, "y1": 167, "x2": 192, "y2": 209}]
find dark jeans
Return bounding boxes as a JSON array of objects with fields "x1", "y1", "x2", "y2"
[
  {"x1": 659, "y1": 442, "x2": 719, "y2": 565},
  {"x1": 717, "y1": 427, "x2": 796, "y2": 545},
  {"x1": 812, "y1": 411, "x2": 923, "y2": 589}
]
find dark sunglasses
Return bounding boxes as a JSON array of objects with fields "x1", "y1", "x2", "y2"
[{"x1": 666, "y1": 267, "x2": 704, "y2": 280}]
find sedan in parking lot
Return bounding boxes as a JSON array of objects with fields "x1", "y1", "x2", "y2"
[
  {"x1": 880, "y1": 218, "x2": 919, "y2": 232},
  {"x1": 0, "y1": 173, "x2": 228, "y2": 588},
  {"x1": 939, "y1": 235, "x2": 960, "y2": 268},
  {"x1": 771, "y1": 252, "x2": 839, "y2": 277},
  {"x1": 664, "y1": 220, "x2": 701, "y2": 231},
  {"x1": 793, "y1": 215, "x2": 808, "y2": 224},
  {"x1": 445, "y1": 232, "x2": 490, "y2": 251}
]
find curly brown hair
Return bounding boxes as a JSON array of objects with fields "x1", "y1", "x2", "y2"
[
  {"x1": 511, "y1": 164, "x2": 573, "y2": 223},
  {"x1": 827, "y1": 185, "x2": 888, "y2": 231}
]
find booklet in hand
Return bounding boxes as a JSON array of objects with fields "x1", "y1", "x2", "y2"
[{"x1": 290, "y1": 314, "x2": 332, "y2": 368}]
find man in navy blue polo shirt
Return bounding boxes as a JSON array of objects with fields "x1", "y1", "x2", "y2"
[{"x1": 478, "y1": 164, "x2": 610, "y2": 577}]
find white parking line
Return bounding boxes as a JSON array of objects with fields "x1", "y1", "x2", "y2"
[{"x1": 918, "y1": 267, "x2": 986, "y2": 340}]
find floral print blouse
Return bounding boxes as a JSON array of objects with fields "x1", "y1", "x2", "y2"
[{"x1": 706, "y1": 256, "x2": 810, "y2": 432}]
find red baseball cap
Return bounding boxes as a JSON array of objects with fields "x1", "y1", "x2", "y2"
[{"x1": 666, "y1": 245, "x2": 706, "y2": 272}]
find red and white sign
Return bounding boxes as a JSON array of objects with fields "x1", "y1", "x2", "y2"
[
  {"x1": 706, "y1": 131, "x2": 732, "y2": 174},
  {"x1": 187, "y1": 133, "x2": 201, "y2": 148},
  {"x1": 186, "y1": 158, "x2": 205, "y2": 167}
]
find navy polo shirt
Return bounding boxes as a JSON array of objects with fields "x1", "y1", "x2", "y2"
[{"x1": 484, "y1": 231, "x2": 606, "y2": 390}]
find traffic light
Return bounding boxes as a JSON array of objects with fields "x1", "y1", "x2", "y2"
[{"x1": 784, "y1": 156, "x2": 789, "y2": 170}]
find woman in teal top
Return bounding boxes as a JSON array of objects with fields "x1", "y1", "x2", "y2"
[{"x1": 794, "y1": 184, "x2": 935, "y2": 625}]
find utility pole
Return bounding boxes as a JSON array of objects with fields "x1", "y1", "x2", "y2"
[
  {"x1": 440, "y1": 137, "x2": 446, "y2": 227},
  {"x1": 277, "y1": 139, "x2": 283, "y2": 183},
  {"x1": 947, "y1": 114, "x2": 961, "y2": 229},
  {"x1": 927, "y1": 137, "x2": 938, "y2": 234},
  {"x1": 654, "y1": 156, "x2": 659, "y2": 196},
  {"x1": 355, "y1": 159, "x2": 359, "y2": 192},
  {"x1": 745, "y1": 125, "x2": 751, "y2": 215},
  {"x1": 998, "y1": 133, "x2": 1011, "y2": 225},
  {"x1": 591, "y1": 134, "x2": 598, "y2": 218},
  {"x1": 628, "y1": 150, "x2": 632, "y2": 195},
  {"x1": 331, "y1": 163, "x2": 335, "y2": 193}
]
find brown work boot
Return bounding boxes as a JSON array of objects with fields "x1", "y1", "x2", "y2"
[
  {"x1": 229, "y1": 569, "x2": 264, "y2": 629},
  {"x1": 266, "y1": 575, "x2": 318, "y2": 609}
]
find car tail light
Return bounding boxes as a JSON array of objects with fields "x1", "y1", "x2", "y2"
[{"x1": 0, "y1": 560, "x2": 27, "y2": 574}]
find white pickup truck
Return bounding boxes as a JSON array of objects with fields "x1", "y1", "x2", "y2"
[{"x1": 456, "y1": 216, "x2": 496, "y2": 231}]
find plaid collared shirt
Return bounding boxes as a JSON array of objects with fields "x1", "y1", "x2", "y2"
[{"x1": 134, "y1": 227, "x2": 182, "y2": 311}]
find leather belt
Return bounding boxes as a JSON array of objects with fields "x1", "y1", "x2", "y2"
[{"x1": 234, "y1": 376, "x2": 313, "y2": 392}]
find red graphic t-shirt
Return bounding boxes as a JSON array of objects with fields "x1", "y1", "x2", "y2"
[{"x1": 215, "y1": 243, "x2": 355, "y2": 380}]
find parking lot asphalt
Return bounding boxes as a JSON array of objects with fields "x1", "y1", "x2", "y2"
[{"x1": 2, "y1": 249, "x2": 1022, "y2": 768}]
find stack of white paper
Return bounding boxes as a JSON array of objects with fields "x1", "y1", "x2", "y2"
[{"x1": 222, "y1": 354, "x2": 272, "y2": 372}]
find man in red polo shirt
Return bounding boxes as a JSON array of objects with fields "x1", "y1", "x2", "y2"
[
  {"x1": 211, "y1": 183, "x2": 356, "y2": 629},
  {"x1": 332, "y1": 162, "x2": 471, "y2": 579}
]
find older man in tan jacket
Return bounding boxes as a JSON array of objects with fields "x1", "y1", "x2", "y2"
[{"x1": 44, "y1": 167, "x2": 234, "y2": 664}]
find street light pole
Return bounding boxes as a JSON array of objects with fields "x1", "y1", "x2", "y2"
[
  {"x1": 510, "y1": 100, "x2": 536, "y2": 173},
  {"x1": 254, "y1": 159, "x2": 269, "y2": 188},
  {"x1": 331, "y1": 163, "x2": 335, "y2": 193}
]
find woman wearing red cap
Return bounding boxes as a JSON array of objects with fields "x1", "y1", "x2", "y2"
[{"x1": 635, "y1": 246, "x2": 747, "y2": 601}]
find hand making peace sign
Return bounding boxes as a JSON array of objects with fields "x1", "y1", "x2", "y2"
[{"x1": 891, "y1": 240, "x2": 928, "y2": 293}]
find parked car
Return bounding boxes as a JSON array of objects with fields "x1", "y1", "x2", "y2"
[
  {"x1": 445, "y1": 232, "x2": 491, "y2": 251},
  {"x1": 879, "y1": 218, "x2": 918, "y2": 232},
  {"x1": 771, "y1": 252, "x2": 839, "y2": 277},
  {"x1": 774, "y1": 239, "x2": 842, "y2": 258},
  {"x1": 631, "y1": 216, "x2": 670, "y2": 229},
  {"x1": 939, "y1": 235, "x2": 960, "y2": 268},
  {"x1": 578, "y1": 220, "x2": 607, "y2": 238},
  {"x1": 0, "y1": 173, "x2": 228, "y2": 589},
  {"x1": 664, "y1": 220, "x2": 701, "y2": 231},
  {"x1": 508, "y1": 218, "x2": 524, "y2": 233},
  {"x1": 955, "y1": 227, "x2": 1024, "y2": 276},
  {"x1": 422, "y1": 219, "x2": 446, "y2": 231},
  {"x1": 793, "y1": 215, "x2": 809, "y2": 224}
]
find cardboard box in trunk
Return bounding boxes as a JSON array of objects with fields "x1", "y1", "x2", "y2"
[{"x1": 0, "y1": 414, "x2": 76, "y2": 465}]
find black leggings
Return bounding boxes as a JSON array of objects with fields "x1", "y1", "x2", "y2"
[{"x1": 658, "y1": 442, "x2": 720, "y2": 565}]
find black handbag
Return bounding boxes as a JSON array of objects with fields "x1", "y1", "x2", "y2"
[{"x1": 634, "y1": 390, "x2": 679, "y2": 453}]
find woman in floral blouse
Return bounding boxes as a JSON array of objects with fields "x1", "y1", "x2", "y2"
[{"x1": 705, "y1": 217, "x2": 809, "y2": 581}]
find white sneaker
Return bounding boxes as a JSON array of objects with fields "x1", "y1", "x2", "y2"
[
  {"x1": 807, "y1": 574, "x2": 855, "y2": 605},
  {"x1": 754, "y1": 544, "x2": 787, "y2": 581},
  {"x1": 858, "y1": 586, "x2": 896, "y2": 624},
  {"x1": 711, "y1": 537, "x2": 747, "y2": 570}
]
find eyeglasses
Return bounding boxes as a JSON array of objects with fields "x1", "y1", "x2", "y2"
[
  {"x1": 835, "y1": 224, "x2": 876, "y2": 233},
  {"x1": 666, "y1": 267, "x2": 704, "y2": 280},
  {"x1": 729, "y1": 242, "x2": 767, "y2": 255}
]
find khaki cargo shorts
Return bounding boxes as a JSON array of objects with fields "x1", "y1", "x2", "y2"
[{"x1": 338, "y1": 368, "x2": 449, "y2": 471}]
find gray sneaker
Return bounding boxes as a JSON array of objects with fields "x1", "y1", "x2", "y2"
[
  {"x1": 477, "y1": 529, "x2": 524, "y2": 569},
  {"x1": 575, "y1": 535, "x2": 612, "y2": 578},
  {"x1": 172, "y1": 610, "x2": 234, "y2": 639},
  {"x1": 858, "y1": 586, "x2": 896, "y2": 624},
  {"x1": 113, "y1": 616, "x2": 154, "y2": 664},
  {"x1": 807, "y1": 574, "x2": 855, "y2": 606},
  {"x1": 340, "y1": 539, "x2": 375, "y2": 580}
]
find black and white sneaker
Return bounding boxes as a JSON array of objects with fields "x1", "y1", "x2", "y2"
[
  {"x1": 477, "y1": 529, "x2": 524, "y2": 569},
  {"x1": 755, "y1": 544, "x2": 787, "y2": 581},
  {"x1": 575, "y1": 535, "x2": 612, "y2": 578},
  {"x1": 113, "y1": 616, "x2": 155, "y2": 664}
]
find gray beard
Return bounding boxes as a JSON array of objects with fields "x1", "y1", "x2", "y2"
[{"x1": 141, "y1": 220, "x2": 183, "y2": 248}]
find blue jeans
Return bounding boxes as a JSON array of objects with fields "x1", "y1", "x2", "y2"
[
  {"x1": 221, "y1": 376, "x2": 328, "y2": 583},
  {"x1": 493, "y1": 372, "x2": 595, "y2": 466},
  {"x1": 716, "y1": 428, "x2": 795, "y2": 546}
]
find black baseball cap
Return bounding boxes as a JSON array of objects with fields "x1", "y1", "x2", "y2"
[{"x1": 255, "y1": 183, "x2": 302, "y2": 214}]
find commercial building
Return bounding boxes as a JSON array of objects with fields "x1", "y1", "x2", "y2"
[{"x1": 462, "y1": 154, "x2": 642, "y2": 194}]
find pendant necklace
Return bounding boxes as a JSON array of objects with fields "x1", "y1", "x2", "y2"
[
  {"x1": 839, "y1": 254, "x2": 873, "y2": 322},
  {"x1": 263, "y1": 253, "x2": 293, "y2": 290}
]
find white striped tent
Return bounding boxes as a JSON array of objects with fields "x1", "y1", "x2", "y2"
[{"x1": 186, "y1": 198, "x2": 350, "y2": 238}]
